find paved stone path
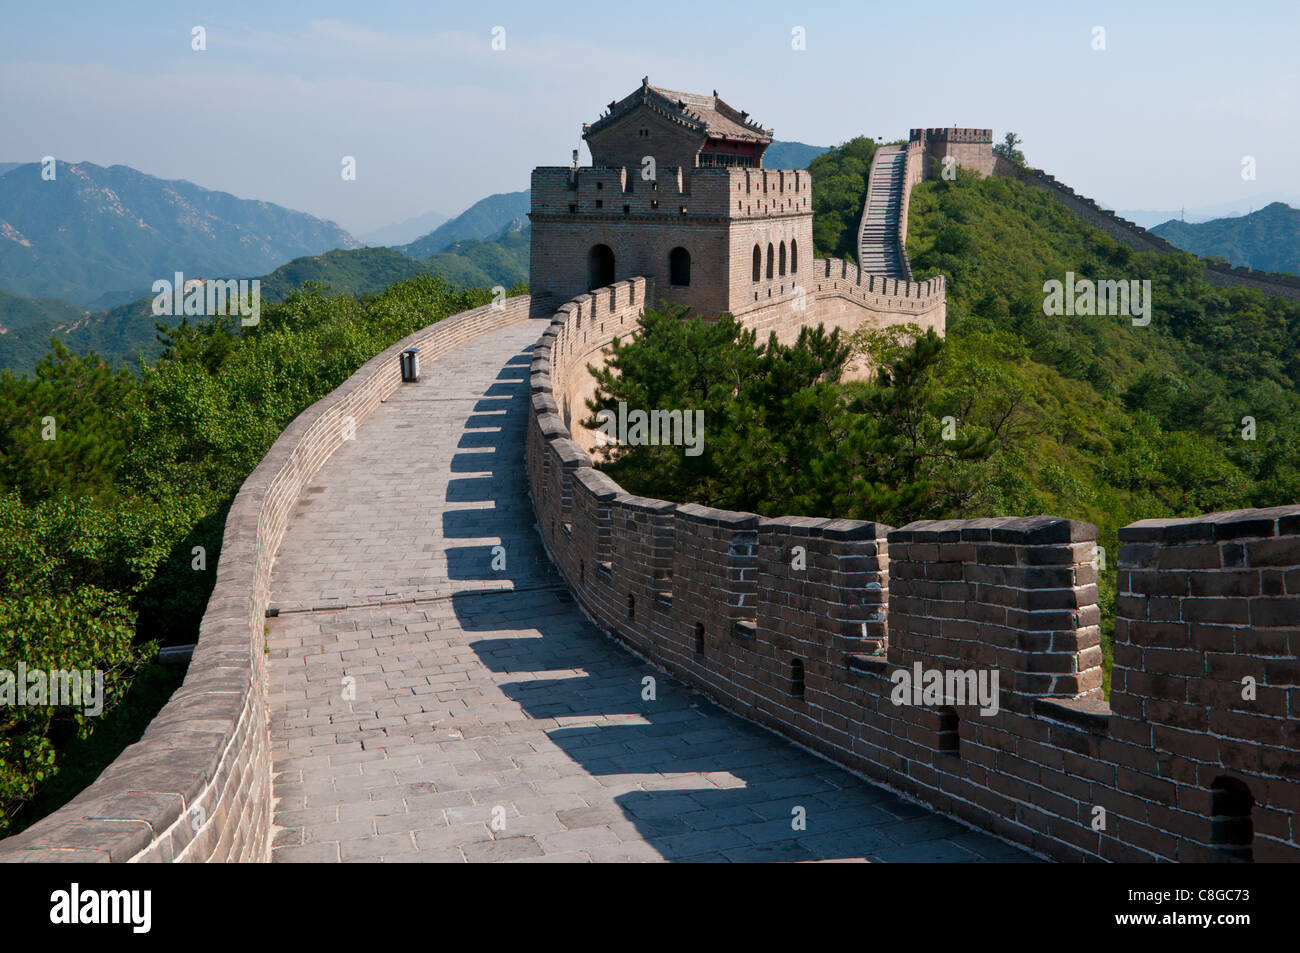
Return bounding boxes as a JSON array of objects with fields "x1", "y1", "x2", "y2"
[{"x1": 265, "y1": 317, "x2": 1033, "y2": 862}]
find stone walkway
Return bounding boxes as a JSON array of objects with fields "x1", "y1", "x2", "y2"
[{"x1": 265, "y1": 317, "x2": 1033, "y2": 863}]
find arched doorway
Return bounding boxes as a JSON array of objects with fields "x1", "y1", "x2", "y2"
[
  {"x1": 587, "y1": 244, "x2": 615, "y2": 289},
  {"x1": 669, "y1": 247, "x2": 691, "y2": 286}
]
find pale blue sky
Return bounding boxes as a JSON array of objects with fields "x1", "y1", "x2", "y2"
[{"x1": 1, "y1": 0, "x2": 1296, "y2": 234}]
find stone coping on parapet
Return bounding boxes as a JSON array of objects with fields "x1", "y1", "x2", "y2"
[
  {"x1": 1119, "y1": 505, "x2": 1300, "y2": 543},
  {"x1": 894, "y1": 515, "x2": 1096, "y2": 545}
]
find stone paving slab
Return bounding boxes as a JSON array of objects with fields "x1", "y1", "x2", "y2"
[{"x1": 266, "y1": 317, "x2": 1035, "y2": 863}]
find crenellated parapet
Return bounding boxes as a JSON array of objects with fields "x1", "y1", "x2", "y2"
[
  {"x1": 527, "y1": 280, "x2": 1300, "y2": 862},
  {"x1": 911, "y1": 127, "x2": 994, "y2": 144},
  {"x1": 530, "y1": 166, "x2": 812, "y2": 221},
  {"x1": 809, "y1": 257, "x2": 944, "y2": 305}
]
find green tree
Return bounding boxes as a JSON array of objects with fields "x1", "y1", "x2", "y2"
[{"x1": 992, "y1": 132, "x2": 1026, "y2": 167}]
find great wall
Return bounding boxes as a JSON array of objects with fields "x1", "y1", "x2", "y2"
[
  {"x1": 527, "y1": 276, "x2": 1299, "y2": 863},
  {"x1": 0, "y1": 84, "x2": 1295, "y2": 864}
]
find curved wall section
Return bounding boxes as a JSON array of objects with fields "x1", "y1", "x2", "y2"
[
  {"x1": 528, "y1": 281, "x2": 1300, "y2": 862},
  {"x1": 0, "y1": 295, "x2": 535, "y2": 863},
  {"x1": 555, "y1": 263, "x2": 944, "y2": 455}
]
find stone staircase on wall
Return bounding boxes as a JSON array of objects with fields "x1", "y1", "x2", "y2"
[{"x1": 858, "y1": 145, "x2": 909, "y2": 279}]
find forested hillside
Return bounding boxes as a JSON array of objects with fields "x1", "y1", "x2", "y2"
[
  {"x1": 0, "y1": 274, "x2": 525, "y2": 836},
  {"x1": 0, "y1": 230, "x2": 529, "y2": 375},
  {"x1": 1152, "y1": 201, "x2": 1300, "y2": 275},
  {"x1": 807, "y1": 137, "x2": 879, "y2": 263},
  {"x1": 0, "y1": 290, "x2": 87, "y2": 371},
  {"x1": 400, "y1": 190, "x2": 530, "y2": 257},
  {"x1": 0, "y1": 161, "x2": 361, "y2": 307}
]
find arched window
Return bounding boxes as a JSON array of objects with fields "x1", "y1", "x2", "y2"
[
  {"x1": 752, "y1": 244, "x2": 761, "y2": 282},
  {"x1": 669, "y1": 246, "x2": 691, "y2": 287},
  {"x1": 587, "y1": 244, "x2": 615, "y2": 289},
  {"x1": 766, "y1": 243, "x2": 775, "y2": 280},
  {"x1": 791, "y1": 239, "x2": 798, "y2": 273},
  {"x1": 779, "y1": 242, "x2": 787, "y2": 276}
]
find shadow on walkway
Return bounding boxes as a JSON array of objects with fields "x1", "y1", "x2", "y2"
[{"x1": 446, "y1": 347, "x2": 1032, "y2": 863}]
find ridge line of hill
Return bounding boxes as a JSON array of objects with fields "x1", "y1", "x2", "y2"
[{"x1": 997, "y1": 161, "x2": 1300, "y2": 300}]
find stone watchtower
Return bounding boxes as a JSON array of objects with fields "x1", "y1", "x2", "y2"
[
  {"x1": 529, "y1": 78, "x2": 814, "y2": 317},
  {"x1": 910, "y1": 127, "x2": 995, "y2": 179}
]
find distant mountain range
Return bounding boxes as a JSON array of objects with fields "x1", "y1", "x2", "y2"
[
  {"x1": 400, "y1": 191, "x2": 530, "y2": 258},
  {"x1": 764, "y1": 141, "x2": 830, "y2": 169},
  {"x1": 1151, "y1": 202, "x2": 1300, "y2": 275},
  {"x1": 0, "y1": 226, "x2": 529, "y2": 374},
  {"x1": 1115, "y1": 193, "x2": 1300, "y2": 229},
  {"x1": 360, "y1": 209, "x2": 448, "y2": 247},
  {"x1": 0, "y1": 160, "x2": 362, "y2": 308}
]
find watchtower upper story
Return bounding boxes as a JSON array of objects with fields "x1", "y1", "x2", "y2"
[
  {"x1": 529, "y1": 164, "x2": 812, "y2": 316},
  {"x1": 583, "y1": 77, "x2": 774, "y2": 183}
]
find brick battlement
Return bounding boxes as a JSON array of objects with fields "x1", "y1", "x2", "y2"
[
  {"x1": 911, "y1": 127, "x2": 993, "y2": 144},
  {"x1": 527, "y1": 280, "x2": 1300, "y2": 863},
  {"x1": 810, "y1": 257, "x2": 944, "y2": 303},
  {"x1": 531, "y1": 166, "x2": 812, "y2": 220}
]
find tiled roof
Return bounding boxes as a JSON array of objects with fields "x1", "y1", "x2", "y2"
[{"x1": 585, "y1": 78, "x2": 773, "y2": 143}]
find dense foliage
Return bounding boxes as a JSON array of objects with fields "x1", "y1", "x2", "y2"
[
  {"x1": 585, "y1": 310, "x2": 995, "y2": 523},
  {"x1": 807, "y1": 137, "x2": 879, "y2": 263},
  {"x1": 587, "y1": 153, "x2": 1300, "y2": 694},
  {"x1": 991, "y1": 132, "x2": 1026, "y2": 168},
  {"x1": 0, "y1": 274, "x2": 522, "y2": 835}
]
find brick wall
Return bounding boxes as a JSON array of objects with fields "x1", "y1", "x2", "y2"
[
  {"x1": 0, "y1": 295, "x2": 538, "y2": 863},
  {"x1": 529, "y1": 282, "x2": 1300, "y2": 862},
  {"x1": 1114, "y1": 510, "x2": 1300, "y2": 861}
]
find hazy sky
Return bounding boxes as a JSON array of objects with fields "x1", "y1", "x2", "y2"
[{"x1": 2, "y1": 0, "x2": 1296, "y2": 235}]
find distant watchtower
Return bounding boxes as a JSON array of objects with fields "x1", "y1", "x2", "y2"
[
  {"x1": 910, "y1": 127, "x2": 995, "y2": 179},
  {"x1": 529, "y1": 78, "x2": 812, "y2": 317}
]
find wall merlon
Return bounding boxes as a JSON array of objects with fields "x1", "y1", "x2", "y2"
[{"x1": 911, "y1": 127, "x2": 994, "y2": 144}]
